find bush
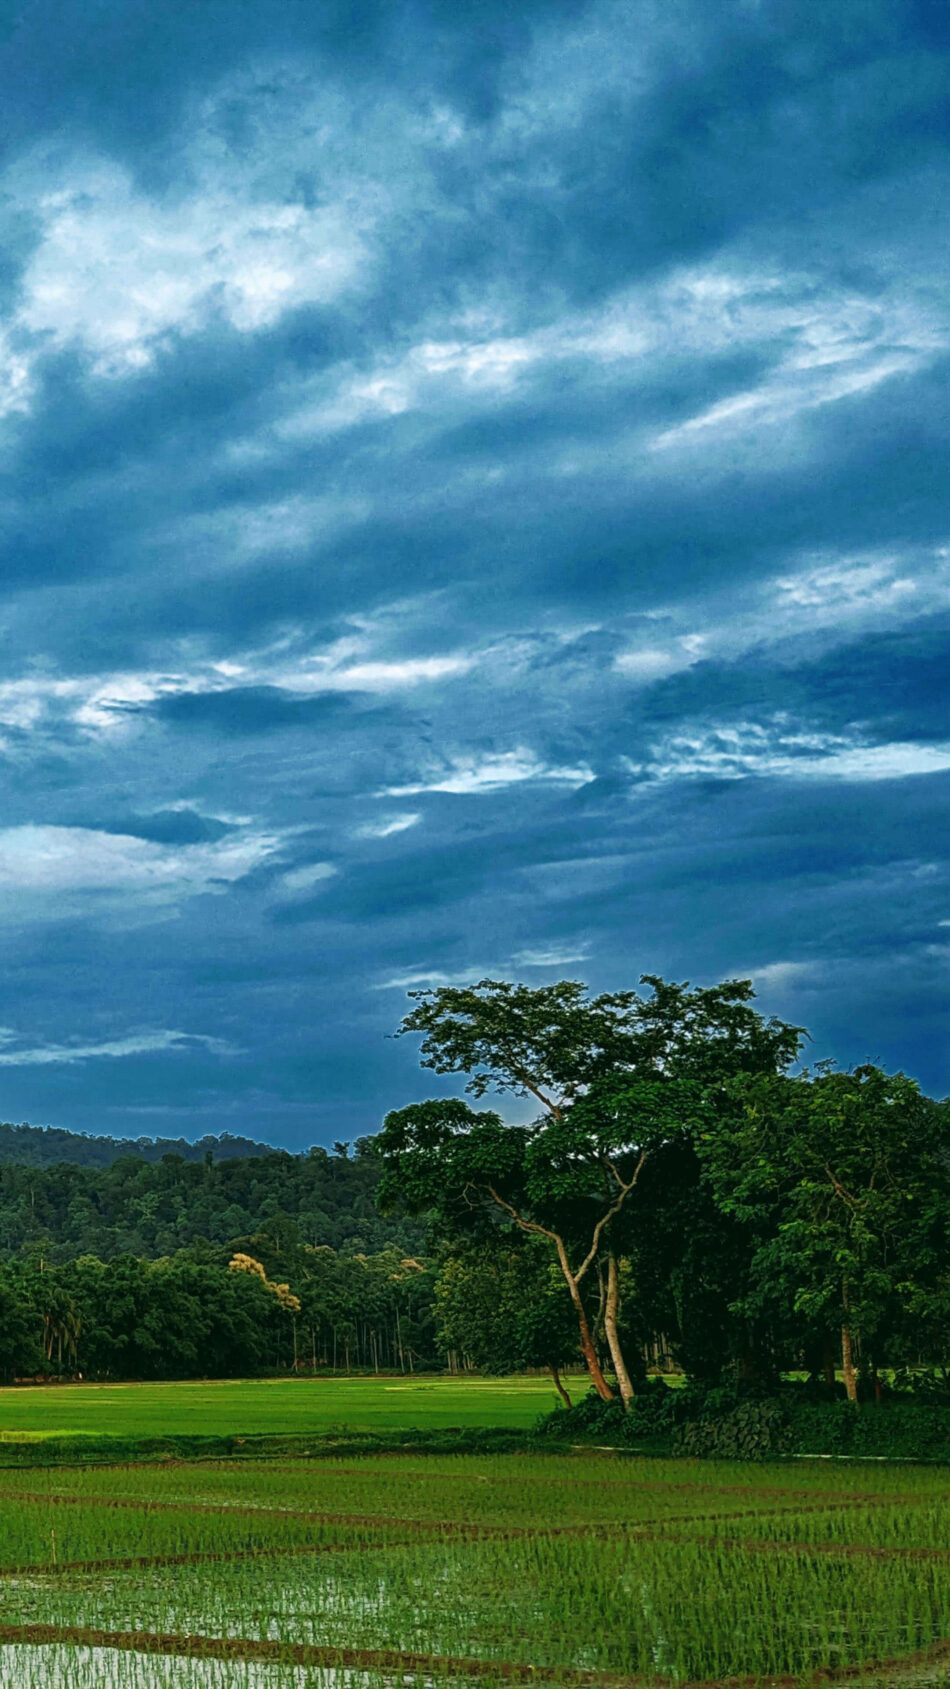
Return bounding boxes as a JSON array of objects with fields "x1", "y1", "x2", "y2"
[
  {"x1": 536, "y1": 1378, "x2": 690, "y2": 1445},
  {"x1": 536, "y1": 1380, "x2": 950, "y2": 1462},
  {"x1": 784, "y1": 1397, "x2": 950, "y2": 1460},
  {"x1": 535, "y1": 1389, "x2": 629, "y2": 1441},
  {"x1": 674, "y1": 1398, "x2": 793, "y2": 1460}
]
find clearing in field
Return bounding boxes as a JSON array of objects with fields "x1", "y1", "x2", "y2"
[{"x1": 0, "y1": 1448, "x2": 949, "y2": 1685}]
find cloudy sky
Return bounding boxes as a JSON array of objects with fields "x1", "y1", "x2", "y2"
[{"x1": 0, "y1": 0, "x2": 947, "y2": 1145}]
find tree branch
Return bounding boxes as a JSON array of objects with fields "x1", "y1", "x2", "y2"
[
  {"x1": 519, "y1": 1076, "x2": 563, "y2": 1119},
  {"x1": 575, "y1": 1149, "x2": 648, "y2": 1282},
  {"x1": 483, "y1": 1184, "x2": 560, "y2": 1243},
  {"x1": 492, "y1": 1038, "x2": 564, "y2": 1118},
  {"x1": 824, "y1": 1165, "x2": 862, "y2": 1209}
]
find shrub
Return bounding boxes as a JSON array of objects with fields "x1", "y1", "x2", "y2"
[
  {"x1": 537, "y1": 1380, "x2": 950, "y2": 1462},
  {"x1": 674, "y1": 1398, "x2": 793, "y2": 1460},
  {"x1": 535, "y1": 1389, "x2": 629, "y2": 1441}
]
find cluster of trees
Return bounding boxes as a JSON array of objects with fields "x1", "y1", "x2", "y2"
[
  {"x1": 0, "y1": 1241, "x2": 440, "y2": 1382},
  {"x1": 378, "y1": 977, "x2": 950, "y2": 1405}
]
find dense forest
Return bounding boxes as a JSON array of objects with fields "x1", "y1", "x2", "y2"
[
  {"x1": 1, "y1": 974, "x2": 948, "y2": 1408},
  {"x1": 0, "y1": 1139, "x2": 417, "y2": 1258},
  {"x1": 0, "y1": 1134, "x2": 436, "y2": 1381}
]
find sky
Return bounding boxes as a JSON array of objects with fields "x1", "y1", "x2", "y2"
[{"x1": 0, "y1": 0, "x2": 948, "y2": 1146}]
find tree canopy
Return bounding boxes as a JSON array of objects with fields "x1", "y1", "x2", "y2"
[{"x1": 382, "y1": 974, "x2": 806, "y2": 1405}]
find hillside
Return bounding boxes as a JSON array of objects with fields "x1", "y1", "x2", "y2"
[
  {"x1": 0, "y1": 1140, "x2": 423, "y2": 1261},
  {"x1": 0, "y1": 1120, "x2": 275, "y2": 1168}
]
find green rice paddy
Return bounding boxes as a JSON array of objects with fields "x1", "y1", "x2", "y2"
[
  {"x1": 0, "y1": 1375, "x2": 568, "y2": 1441},
  {"x1": 0, "y1": 1441, "x2": 949, "y2": 1686}
]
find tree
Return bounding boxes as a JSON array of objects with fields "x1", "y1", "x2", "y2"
[
  {"x1": 397, "y1": 975, "x2": 802, "y2": 1104},
  {"x1": 381, "y1": 976, "x2": 803, "y2": 1403},
  {"x1": 698, "y1": 1065, "x2": 948, "y2": 1402},
  {"x1": 434, "y1": 1236, "x2": 581, "y2": 1403},
  {"x1": 0, "y1": 1267, "x2": 41, "y2": 1380}
]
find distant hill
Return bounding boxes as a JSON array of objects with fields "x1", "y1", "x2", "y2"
[
  {"x1": 0, "y1": 1137, "x2": 420, "y2": 1261},
  {"x1": 0, "y1": 1120, "x2": 277, "y2": 1168},
  {"x1": 0, "y1": 1123, "x2": 425, "y2": 1263}
]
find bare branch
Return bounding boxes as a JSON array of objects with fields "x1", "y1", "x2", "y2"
[
  {"x1": 484, "y1": 1184, "x2": 560, "y2": 1242},
  {"x1": 575, "y1": 1149, "x2": 648, "y2": 1282}
]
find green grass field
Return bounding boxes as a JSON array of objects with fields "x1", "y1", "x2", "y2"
[
  {"x1": 0, "y1": 1374, "x2": 576, "y2": 1441},
  {"x1": 1, "y1": 1447, "x2": 949, "y2": 1685}
]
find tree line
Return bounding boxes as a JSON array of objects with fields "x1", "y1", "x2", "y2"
[
  {"x1": 0, "y1": 1244, "x2": 441, "y2": 1382},
  {"x1": 0, "y1": 1140, "x2": 421, "y2": 1260},
  {"x1": 0, "y1": 1141, "x2": 440, "y2": 1382},
  {"x1": 0, "y1": 1121, "x2": 274, "y2": 1168}
]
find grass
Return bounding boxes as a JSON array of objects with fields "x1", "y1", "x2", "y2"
[
  {"x1": 0, "y1": 1375, "x2": 575, "y2": 1443},
  {"x1": 1, "y1": 1448, "x2": 950, "y2": 1684}
]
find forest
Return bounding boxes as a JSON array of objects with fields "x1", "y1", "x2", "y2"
[
  {"x1": 0, "y1": 975, "x2": 948, "y2": 1414},
  {"x1": 0, "y1": 1139, "x2": 434, "y2": 1380}
]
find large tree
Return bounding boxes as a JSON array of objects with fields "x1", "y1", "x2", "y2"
[
  {"x1": 380, "y1": 976, "x2": 803, "y2": 1402},
  {"x1": 698, "y1": 1065, "x2": 948, "y2": 1401}
]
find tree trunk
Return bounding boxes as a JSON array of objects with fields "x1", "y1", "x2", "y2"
[
  {"x1": 604, "y1": 1252, "x2": 635, "y2": 1409},
  {"x1": 553, "y1": 1235, "x2": 614, "y2": 1400},
  {"x1": 550, "y1": 1364, "x2": 572, "y2": 1409},
  {"x1": 841, "y1": 1285, "x2": 858, "y2": 1404}
]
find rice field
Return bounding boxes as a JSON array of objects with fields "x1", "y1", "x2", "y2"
[
  {"x1": 0, "y1": 1375, "x2": 570, "y2": 1443},
  {"x1": 0, "y1": 1450, "x2": 949, "y2": 1686}
]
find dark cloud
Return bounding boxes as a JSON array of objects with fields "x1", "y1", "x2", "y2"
[
  {"x1": 92, "y1": 810, "x2": 236, "y2": 846},
  {"x1": 0, "y1": 0, "x2": 946, "y2": 1140},
  {"x1": 153, "y1": 688, "x2": 359, "y2": 736}
]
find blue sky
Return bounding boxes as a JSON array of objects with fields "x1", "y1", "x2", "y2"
[{"x1": 0, "y1": 0, "x2": 948, "y2": 1145}]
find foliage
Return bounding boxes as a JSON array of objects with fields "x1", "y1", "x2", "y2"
[
  {"x1": 0, "y1": 1121, "x2": 272, "y2": 1168},
  {"x1": 0, "y1": 1140, "x2": 422, "y2": 1261},
  {"x1": 433, "y1": 1237, "x2": 578, "y2": 1376},
  {"x1": 781, "y1": 1396, "x2": 950, "y2": 1459},
  {"x1": 673, "y1": 1397, "x2": 793, "y2": 1459},
  {"x1": 398, "y1": 974, "x2": 804, "y2": 1104},
  {"x1": 698, "y1": 1064, "x2": 950, "y2": 1396}
]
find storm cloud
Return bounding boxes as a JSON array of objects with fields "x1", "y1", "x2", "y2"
[{"x1": 0, "y1": 0, "x2": 948, "y2": 1143}]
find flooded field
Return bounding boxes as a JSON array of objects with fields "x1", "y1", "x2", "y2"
[{"x1": 0, "y1": 1451, "x2": 948, "y2": 1685}]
